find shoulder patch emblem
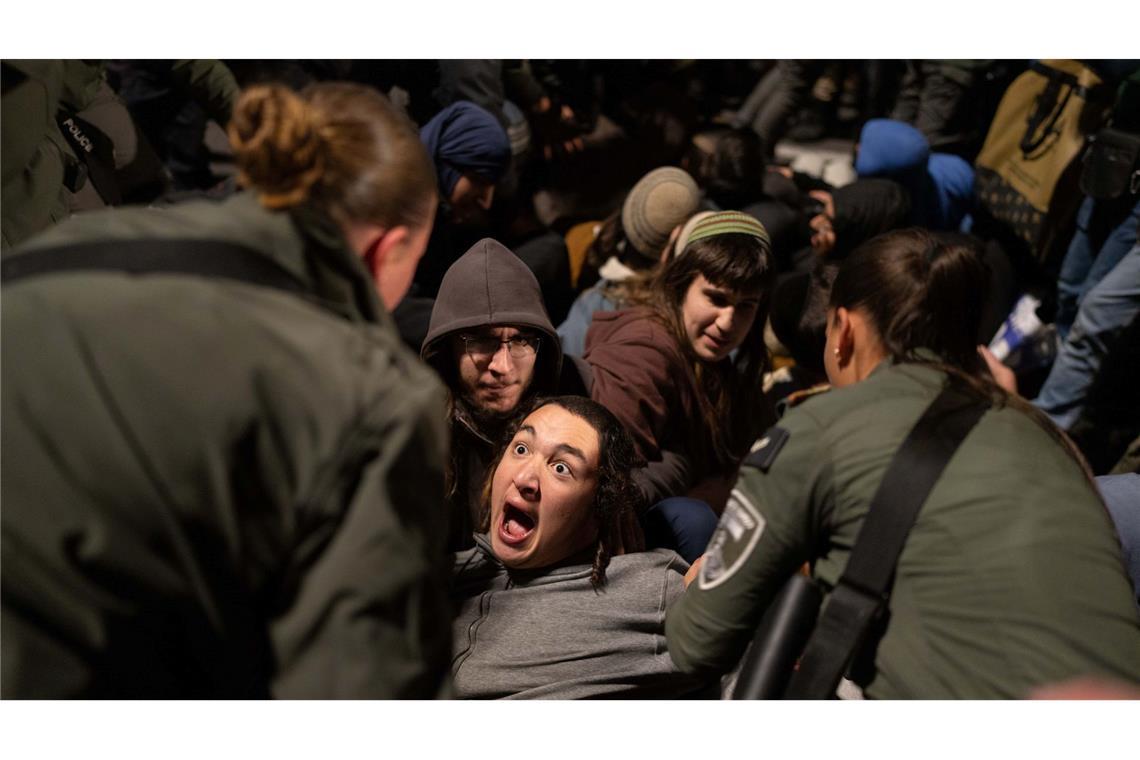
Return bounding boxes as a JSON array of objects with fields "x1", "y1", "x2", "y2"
[
  {"x1": 743, "y1": 426, "x2": 790, "y2": 472},
  {"x1": 698, "y1": 488, "x2": 766, "y2": 591}
]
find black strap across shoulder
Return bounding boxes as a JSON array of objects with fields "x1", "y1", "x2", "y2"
[
  {"x1": 782, "y1": 382, "x2": 988, "y2": 699},
  {"x1": 1, "y1": 238, "x2": 308, "y2": 299}
]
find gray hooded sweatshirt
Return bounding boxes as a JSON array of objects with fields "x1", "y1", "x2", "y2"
[
  {"x1": 450, "y1": 534, "x2": 707, "y2": 699},
  {"x1": 421, "y1": 238, "x2": 565, "y2": 552}
]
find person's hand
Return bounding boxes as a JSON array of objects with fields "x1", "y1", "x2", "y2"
[
  {"x1": 534, "y1": 99, "x2": 585, "y2": 161},
  {"x1": 807, "y1": 190, "x2": 836, "y2": 256},
  {"x1": 809, "y1": 214, "x2": 836, "y2": 256},
  {"x1": 978, "y1": 345, "x2": 1018, "y2": 394},
  {"x1": 684, "y1": 555, "x2": 704, "y2": 588},
  {"x1": 808, "y1": 190, "x2": 835, "y2": 220},
  {"x1": 557, "y1": 105, "x2": 584, "y2": 155},
  {"x1": 542, "y1": 136, "x2": 584, "y2": 161}
]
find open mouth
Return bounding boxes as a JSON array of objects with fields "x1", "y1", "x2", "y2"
[{"x1": 499, "y1": 503, "x2": 536, "y2": 546}]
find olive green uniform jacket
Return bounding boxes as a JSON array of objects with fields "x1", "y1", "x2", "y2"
[
  {"x1": 1, "y1": 193, "x2": 452, "y2": 698},
  {"x1": 666, "y1": 361, "x2": 1140, "y2": 698},
  {"x1": 2, "y1": 59, "x2": 238, "y2": 251}
]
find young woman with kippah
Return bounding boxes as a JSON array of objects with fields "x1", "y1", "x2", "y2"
[
  {"x1": 1, "y1": 83, "x2": 453, "y2": 698},
  {"x1": 583, "y1": 211, "x2": 778, "y2": 558}
]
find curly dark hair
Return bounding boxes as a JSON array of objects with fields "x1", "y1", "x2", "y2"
[{"x1": 478, "y1": 395, "x2": 645, "y2": 588}]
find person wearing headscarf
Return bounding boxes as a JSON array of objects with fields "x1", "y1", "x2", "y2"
[
  {"x1": 420, "y1": 100, "x2": 512, "y2": 227},
  {"x1": 393, "y1": 101, "x2": 512, "y2": 350}
]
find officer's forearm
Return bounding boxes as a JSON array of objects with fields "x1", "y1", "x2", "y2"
[{"x1": 665, "y1": 592, "x2": 755, "y2": 676}]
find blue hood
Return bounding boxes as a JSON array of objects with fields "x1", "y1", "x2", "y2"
[
  {"x1": 855, "y1": 118, "x2": 974, "y2": 230},
  {"x1": 855, "y1": 118, "x2": 930, "y2": 178}
]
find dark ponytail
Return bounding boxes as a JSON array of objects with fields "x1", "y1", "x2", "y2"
[
  {"x1": 829, "y1": 228, "x2": 987, "y2": 373},
  {"x1": 830, "y1": 227, "x2": 1098, "y2": 486}
]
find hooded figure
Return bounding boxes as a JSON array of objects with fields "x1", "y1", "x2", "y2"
[
  {"x1": 421, "y1": 238, "x2": 567, "y2": 551},
  {"x1": 411, "y1": 101, "x2": 513, "y2": 299},
  {"x1": 854, "y1": 118, "x2": 975, "y2": 231}
]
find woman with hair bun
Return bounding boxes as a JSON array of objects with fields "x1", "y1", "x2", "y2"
[
  {"x1": 225, "y1": 82, "x2": 439, "y2": 310},
  {"x1": 667, "y1": 228, "x2": 1140, "y2": 699},
  {"x1": 1, "y1": 83, "x2": 454, "y2": 698}
]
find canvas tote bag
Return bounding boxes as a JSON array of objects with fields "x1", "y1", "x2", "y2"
[{"x1": 975, "y1": 60, "x2": 1113, "y2": 262}]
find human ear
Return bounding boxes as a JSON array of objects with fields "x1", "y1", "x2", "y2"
[
  {"x1": 366, "y1": 226, "x2": 411, "y2": 277},
  {"x1": 362, "y1": 225, "x2": 421, "y2": 297},
  {"x1": 834, "y1": 306, "x2": 855, "y2": 367}
]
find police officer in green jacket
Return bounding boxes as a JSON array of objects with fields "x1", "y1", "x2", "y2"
[
  {"x1": 2, "y1": 59, "x2": 240, "y2": 250},
  {"x1": 666, "y1": 229, "x2": 1140, "y2": 698},
  {"x1": 2, "y1": 82, "x2": 451, "y2": 698}
]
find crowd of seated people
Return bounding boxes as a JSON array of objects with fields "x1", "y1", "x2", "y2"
[{"x1": 2, "y1": 59, "x2": 1139, "y2": 700}]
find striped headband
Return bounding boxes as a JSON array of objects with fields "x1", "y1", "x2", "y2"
[{"x1": 679, "y1": 211, "x2": 771, "y2": 256}]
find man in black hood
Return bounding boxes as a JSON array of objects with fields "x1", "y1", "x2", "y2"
[{"x1": 422, "y1": 238, "x2": 582, "y2": 551}]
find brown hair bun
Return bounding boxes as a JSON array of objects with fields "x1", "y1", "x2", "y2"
[{"x1": 228, "y1": 84, "x2": 326, "y2": 210}]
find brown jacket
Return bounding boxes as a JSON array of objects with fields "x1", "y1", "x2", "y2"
[{"x1": 585, "y1": 308, "x2": 747, "y2": 510}]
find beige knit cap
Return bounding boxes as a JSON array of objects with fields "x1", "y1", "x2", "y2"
[{"x1": 621, "y1": 167, "x2": 701, "y2": 259}]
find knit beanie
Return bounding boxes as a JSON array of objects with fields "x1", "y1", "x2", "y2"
[
  {"x1": 678, "y1": 210, "x2": 771, "y2": 256},
  {"x1": 672, "y1": 210, "x2": 717, "y2": 258},
  {"x1": 621, "y1": 167, "x2": 701, "y2": 259}
]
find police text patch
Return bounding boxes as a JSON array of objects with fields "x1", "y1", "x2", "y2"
[
  {"x1": 698, "y1": 488, "x2": 766, "y2": 590},
  {"x1": 742, "y1": 426, "x2": 790, "y2": 472}
]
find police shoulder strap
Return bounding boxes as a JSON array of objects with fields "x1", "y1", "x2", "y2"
[
  {"x1": 783, "y1": 381, "x2": 988, "y2": 699},
  {"x1": 1, "y1": 238, "x2": 308, "y2": 300}
]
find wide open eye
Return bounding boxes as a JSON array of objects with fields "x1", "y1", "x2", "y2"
[
  {"x1": 513, "y1": 442, "x2": 528, "y2": 456},
  {"x1": 552, "y1": 461, "x2": 573, "y2": 478}
]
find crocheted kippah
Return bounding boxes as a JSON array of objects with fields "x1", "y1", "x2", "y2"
[
  {"x1": 671, "y1": 210, "x2": 717, "y2": 258},
  {"x1": 679, "y1": 210, "x2": 771, "y2": 255}
]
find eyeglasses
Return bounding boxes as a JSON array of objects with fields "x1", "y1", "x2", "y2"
[{"x1": 460, "y1": 333, "x2": 541, "y2": 360}]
